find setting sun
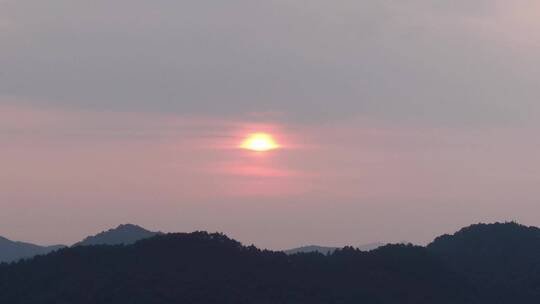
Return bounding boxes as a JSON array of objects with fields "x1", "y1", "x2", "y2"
[{"x1": 240, "y1": 133, "x2": 280, "y2": 152}]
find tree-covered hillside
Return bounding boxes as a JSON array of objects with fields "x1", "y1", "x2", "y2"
[
  {"x1": 3, "y1": 223, "x2": 540, "y2": 303},
  {"x1": 0, "y1": 232, "x2": 467, "y2": 304}
]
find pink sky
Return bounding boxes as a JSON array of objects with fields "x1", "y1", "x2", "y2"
[
  {"x1": 1, "y1": 104, "x2": 539, "y2": 249},
  {"x1": 2, "y1": 0, "x2": 540, "y2": 249}
]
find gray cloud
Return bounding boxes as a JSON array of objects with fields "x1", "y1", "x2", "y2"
[{"x1": 1, "y1": 0, "x2": 539, "y2": 125}]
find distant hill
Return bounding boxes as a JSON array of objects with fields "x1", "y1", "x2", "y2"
[
  {"x1": 0, "y1": 236, "x2": 64, "y2": 263},
  {"x1": 285, "y1": 242, "x2": 384, "y2": 255},
  {"x1": 358, "y1": 242, "x2": 386, "y2": 251},
  {"x1": 74, "y1": 224, "x2": 159, "y2": 246},
  {"x1": 0, "y1": 224, "x2": 157, "y2": 263},
  {"x1": 285, "y1": 245, "x2": 338, "y2": 255}
]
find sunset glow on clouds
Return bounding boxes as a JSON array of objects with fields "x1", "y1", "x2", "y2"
[
  {"x1": 2, "y1": 103, "x2": 540, "y2": 248},
  {"x1": 1, "y1": 0, "x2": 540, "y2": 249}
]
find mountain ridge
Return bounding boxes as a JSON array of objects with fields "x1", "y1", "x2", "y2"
[
  {"x1": 285, "y1": 242, "x2": 384, "y2": 255},
  {"x1": 3, "y1": 221, "x2": 540, "y2": 303},
  {"x1": 74, "y1": 223, "x2": 160, "y2": 247},
  {"x1": 0, "y1": 231, "x2": 467, "y2": 304},
  {"x1": 0, "y1": 223, "x2": 159, "y2": 262},
  {"x1": 0, "y1": 236, "x2": 64, "y2": 263}
]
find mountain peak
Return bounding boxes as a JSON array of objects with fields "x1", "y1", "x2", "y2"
[
  {"x1": 115, "y1": 223, "x2": 149, "y2": 232},
  {"x1": 74, "y1": 224, "x2": 159, "y2": 247}
]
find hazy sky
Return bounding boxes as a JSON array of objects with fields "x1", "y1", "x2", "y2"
[{"x1": 1, "y1": 0, "x2": 540, "y2": 249}]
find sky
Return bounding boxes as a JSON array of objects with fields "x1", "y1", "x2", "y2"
[{"x1": 1, "y1": 0, "x2": 540, "y2": 249}]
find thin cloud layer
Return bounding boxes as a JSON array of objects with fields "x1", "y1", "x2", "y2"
[
  {"x1": 1, "y1": 1, "x2": 540, "y2": 248},
  {"x1": 1, "y1": 0, "x2": 539, "y2": 125}
]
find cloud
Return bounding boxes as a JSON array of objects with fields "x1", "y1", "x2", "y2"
[
  {"x1": 1, "y1": 103, "x2": 540, "y2": 246},
  {"x1": 1, "y1": 0, "x2": 539, "y2": 126}
]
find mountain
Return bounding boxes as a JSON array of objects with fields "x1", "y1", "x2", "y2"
[
  {"x1": 74, "y1": 224, "x2": 159, "y2": 246},
  {"x1": 4, "y1": 222, "x2": 540, "y2": 303},
  {"x1": 427, "y1": 222, "x2": 540, "y2": 303},
  {"x1": 285, "y1": 242, "x2": 384, "y2": 255},
  {"x1": 0, "y1": 232, "x2": 467, "y2": 304},
  {"x1": 0, "y1": 224, "x2": 155, "y2": 262},
  {"x1": 0, "y1": 236, "x2": 64, "y2": 263},
  {"x1": 285, "y1": 245, "x2": 338, "y2": 255}
]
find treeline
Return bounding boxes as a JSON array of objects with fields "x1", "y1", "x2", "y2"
[{"x1": 1, "y1": 223, "x2": 540, "y2": 303}]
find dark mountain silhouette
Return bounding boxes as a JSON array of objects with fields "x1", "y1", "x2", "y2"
[
  {"x1": 3, "y1": 222, "x2": 540, "y2": 303},
  {"x1": 0, "y1": 236, "x2": 64, "y2": 263},
  {"x1": 0, "y1": 232, "x2": 467, "y2": 304},
  {"x1": 74, "y1": 224, "x2": 159, "y2": 246},
  {"x1": 427, "y1": 222, "x2": 540, "y2": 303},
  {"x1": 285, "y1": 242, "x2": 384, "y2": 255}
]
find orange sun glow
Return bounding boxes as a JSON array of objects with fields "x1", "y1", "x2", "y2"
[{"x1": 240, "y1": 133, "x2": 280, "y2": 152}]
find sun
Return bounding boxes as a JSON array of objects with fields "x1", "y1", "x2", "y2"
[{"x1": 240, "y1": 133, "x2": 280, "y2": 152}]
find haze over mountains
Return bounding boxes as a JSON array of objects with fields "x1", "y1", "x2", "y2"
[
  {"x1": 0, "y1": 224, "x2": 159, "y2": 263},
  {"x1": 74, "y1": 224, "x2": 160, "y2": 247},
  {"x1": 284, "y1": 243, "x2": 384, "y2": 255},
  {"x1": 2, "y1": 222, "x2": 540, "y2": 303},
  {"x1": 0, "y1": 237, "x2": 64, "y2": 263},
  {"x1": 0, "y1": 224, "x2": 384, "y2": 262}
]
